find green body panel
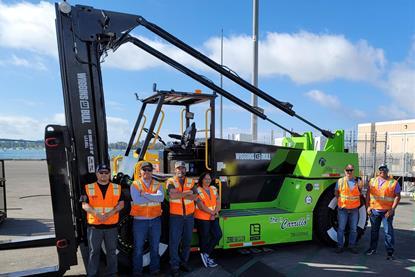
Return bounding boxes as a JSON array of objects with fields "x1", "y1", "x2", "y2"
[
  {"x1": 293, "y1": 151, "x2": 359, "y2": 178},
  {"x1": 183, "y1": 130, "x2": 358, "y2": 249},
  {"x1": 220, "y1": 211, "x2": 312, "y2": 248},
  {"x1": 275, "y1": 178, "x2": 335, "y2": 212},
  {"x1": 282, "y1": 131, "x2": 314, "y2": 150},
  {"x1": 324, "y1": 130, "x2": 345, "y2": 152}
]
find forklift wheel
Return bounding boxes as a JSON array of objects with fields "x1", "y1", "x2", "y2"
[{"x1": 313, "y1": 187, "x2": 367, "y2": 246}]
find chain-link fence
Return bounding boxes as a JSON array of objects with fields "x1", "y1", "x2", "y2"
[{"x1": 345, "y1": 131, "x2": 415, "y2": 194}]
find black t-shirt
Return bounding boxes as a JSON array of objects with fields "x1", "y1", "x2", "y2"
[{"x1": 81, "y1": 182, "x2": 124, "y2": 229}]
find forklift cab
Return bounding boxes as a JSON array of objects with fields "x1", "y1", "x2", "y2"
[{"x1": 117, "y1": 87, "x2": 216, "y2": 181}]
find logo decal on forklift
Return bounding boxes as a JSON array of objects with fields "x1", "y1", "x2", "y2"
[
  {"x1": 235, "y1": 153, "x2": 271, "y2": 161},
  {"x1": 226, "y1": 236, "x2": 245, "y2": 243},
  {"x1": 269, "y1": 217, "x2": 308, "y2": 230},
  {"x1": 77, "y1": 72, "x2": 91, "y2": 124},
  {"x1": 250, "y1": 223, "x2": 261, "y2": 241}
]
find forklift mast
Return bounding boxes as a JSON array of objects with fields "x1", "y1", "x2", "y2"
[{"x1": 48, "y1": 2, "x2": 337, "y2": 272}]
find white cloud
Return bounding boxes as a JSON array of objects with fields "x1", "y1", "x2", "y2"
[
  {"x1": 0, "y1": 1, "x2": 57, "y2": 58},
  {"x1": 0, "y1": 113, "x2": 131, "y2": 142},
  {"x1": 0, "y1": 1, "x2": 386, "y2": 86},
  {"x1": 106, "y1": 31, "x2": 386, "y2": 85},
  {"x1": 205, "y1": 32, "x2": 386, "y2": 84},
  {"x1": 377, "y1": 105, "x2": 410, "y2": 120},
  {"x1": 382, "y1": 40, "x2": 415, "y2": 116},
  {"x1": 0, "y1": 54, "x2": 47, "y2": 70},
  {"x1": 305, "y1": 90, "x2": 341, "y2": 108},
  {"x1": 106, "y1": 116, "x2": 131, "y2": 142},
  {"x1": 0, "y1": 115, "x2": 42, "y2": 140},
  {"x1": 305, "y1": 89, "x2": 366, "y2": 119}
]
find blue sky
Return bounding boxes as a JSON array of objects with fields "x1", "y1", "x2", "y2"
[{"x1": 0, "y1": 0, "x2": 414, "y2": 142}]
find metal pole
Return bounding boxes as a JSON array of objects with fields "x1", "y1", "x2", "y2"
[
  {"x1": 220, "y1": 29, "x2": 224, "y2": 139},
  {"x1": 372, "y1": 131, "x2": 377, "y2": 177},
  {"x1": 251, "y1": 0, "x2": 259, "y2": 142}
]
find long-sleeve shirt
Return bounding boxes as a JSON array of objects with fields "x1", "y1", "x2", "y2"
[{"x1": 130, "y1": 178, "x2": 164, "y2": 220}]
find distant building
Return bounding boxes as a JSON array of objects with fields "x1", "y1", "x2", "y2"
[
  {"x1": 234, "y1": 133, "x2": 252, "y2": 142},
  {"x1": 357, "y1": 119, "x2": 415, "y2": 193}
]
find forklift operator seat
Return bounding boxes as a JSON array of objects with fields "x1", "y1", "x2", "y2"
[
  {"x1": 168, "y1": 122, "x2": 196, "y2": 151},
  {"x1": 181, "y1": 122, "x2": 196, "y2": 150}
]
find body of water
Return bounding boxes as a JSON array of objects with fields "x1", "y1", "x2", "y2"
[{"x1": 0, "y1": 149, "x2": 126, "y2": 160}]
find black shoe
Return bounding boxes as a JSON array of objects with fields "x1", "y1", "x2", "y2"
[
  {"x1": 150, "y1": 270, "x2": 161, "y2": 276},
  {"x1": 349, "y1": 247, "x2": 359, "y2": 254},
  {"x1": 170, "y1": 269, "x2": 180, "y2": 277},
  {"x1": 365, "y1": 249, "x2": 376, "y2": 256},
  {"x1": 386, "y1": 253, "x2": 395, "y2": 260},
  {"x1": 334, "y1": 247, "x2": 344, "y2": 253},
  {"x1": 180, "y1": 263, "x2": 192, "y2": 272}
]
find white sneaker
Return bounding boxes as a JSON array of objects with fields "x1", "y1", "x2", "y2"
[
  {"x1": 200, "y1": 252, "x2": 209, "y2": 267},
  {"x1": 207, "y1": 257, "x2": 218, "y2": 268}
]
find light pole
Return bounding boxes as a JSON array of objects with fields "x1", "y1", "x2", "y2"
[{"x1": 251, "y1": 0, "x2": 259, "y2": 142}]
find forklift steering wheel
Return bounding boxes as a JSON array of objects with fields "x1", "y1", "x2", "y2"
[{"x1": 143, "y1": 128, "x2": 166, "y2": 146}]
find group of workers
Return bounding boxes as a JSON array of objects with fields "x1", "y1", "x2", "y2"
[
  {"x1": 335, "y1": 164, "x2": 401, "y2": 260},
  {"x1": 81, "y1": 161, "x2": 222, "y2": 277},
  {"x1": 80, "y1": 160, "x2": 402, "y2": 276}
]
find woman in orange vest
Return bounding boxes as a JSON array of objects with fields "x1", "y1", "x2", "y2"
[
  {"x1": 334, "y1": 164, "x2": 362, "y2": 254},
  {"x1": 195, "y1": 172, "x2": 222, "y2": 268},
  {"x1": 365, "y1": 164, "x2": 401, "y2": 260}
]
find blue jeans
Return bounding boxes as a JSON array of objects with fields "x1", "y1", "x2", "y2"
[
  {"x1": 169, "y1": 215, "x2": 194, "y2": 269},
  {"x1": 195, "y1": 218, "x2": 222, "y2": 256},
  {"x1": 86, "y1": 227, "x2": 118, "y2": 277},
  {"x1": 132, "y1": 217, "x2": 161, "y2": 274},
  {"x1": 337, "y1": 208, "x2": 358, "y2": 248},
  {"x1": 369, "y1": 210, "x2": 395, "y2": 254}
]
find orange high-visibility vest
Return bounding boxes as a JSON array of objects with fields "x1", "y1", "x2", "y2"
[
  {"x1": 167, "y1": 177, "x2": 195, "y2": 216},
  {"x1": 130, "y1": 178, "x2": 162, "y2": 218},
  {"x1": 194, "y1": 186, "x2": 218, "y2": 220},
  {"x1": 337, "y1": 177, "x2": 361, "y2": 209},
  {"x1": 369, "y1": 177, "x2": 398, "y2": 210},
  {"x1": 85, "y1": 182, "x2": 120, "y2": 225}
]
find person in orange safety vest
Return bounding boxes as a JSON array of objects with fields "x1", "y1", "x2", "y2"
[
  {"x1": 334, "y1": 164, "x2": 363, "y2": 254},
  {"x1": 166, "y1": 161, "x2": 198, "y2": 276},
  {"x1": 195, "y1": 172, "x2": 222, "y2": 268},
  {"x1": 365, "y1": 164, "x2": 401, "y2": 260},
  {"x1": 81, "y1": 164, "x2": 125, "y2": 277},
  {"x1": 130, "y1": 161, "x2": 164, "y2": 276}
]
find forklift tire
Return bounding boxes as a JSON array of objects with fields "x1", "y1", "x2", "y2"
[{"x1": 313, "y1": 187, "x2": 367, "y2": 246}]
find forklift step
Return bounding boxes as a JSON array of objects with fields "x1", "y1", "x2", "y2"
[
  {"x1": 221, "y1": 207, "x2": 287, "y2": 217},
  {"x1": 0, "y1": 234, "x2": 55, "y2": 250}
]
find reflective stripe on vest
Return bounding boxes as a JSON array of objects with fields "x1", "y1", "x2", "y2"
[
  {"x1": 194, "y1": 186, "x2": 217, "y2": 220},
  {"x1": 168, "y1": 177, "x2": 195, "y2": 216},
  {"x1": 130, "y1": 178, "x2": 162, "y2": 218},
  {"x1": 337, "y1": 177, "x2": 360, "y2": 209},
  {"x1": 369, "y1": 177, "x2": 397, "y2": 210},
  {"x1": 85, "y1": 183, "x2": 121, "y2": 225}
]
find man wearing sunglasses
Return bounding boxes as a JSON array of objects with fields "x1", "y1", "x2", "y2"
[
  {"x1": 81, "y1": 164, "x2": 125, "y2": 277},
  {"x1": 130, "y1": 162, "x2": 164, "y2": 276},
  {"x1": 365, "y1": 164, "x2": 401, "y2": 260},
  {"x1": 334, "y1": 164, "x2": 363, "y2": 254}
]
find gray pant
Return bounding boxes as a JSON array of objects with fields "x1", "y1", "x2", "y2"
[{"x1": 87, "y1": 226, "x2": 118, "y2": 277}]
